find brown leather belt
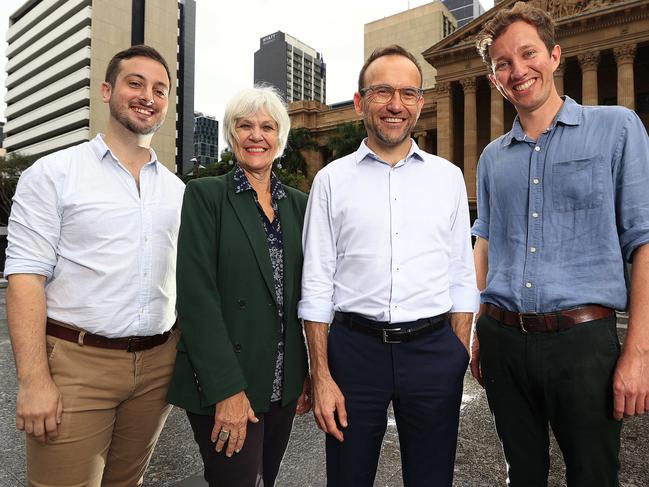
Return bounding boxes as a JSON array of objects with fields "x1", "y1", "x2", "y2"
[
  {"x1": 484, "y1": 303, "x2": 614, "y2": 334},
  {"x1": 46, "y1": 318, "x2": 175, "y2": 352}
]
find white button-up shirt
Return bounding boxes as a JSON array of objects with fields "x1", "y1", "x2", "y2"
[
  {"x1": 5, "y1": 135, "x2": 185, "y2": 337},
  {"x1": 298, "y1": 140, "x2": 479, "y2": 324}
]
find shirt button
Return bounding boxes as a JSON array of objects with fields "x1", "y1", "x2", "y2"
[
  {"x1": 534, "y1": 146, "x2": 541, "y2": 152},
  {"x1": 530, "y1": 247, "x2": 537, "y2": 253},
  {"x1": 525, "y1": 282, "x2": 533, "y2": 288},
  {"x1": 533, "y1": 178, "x2": 540, "y2": 184},
  {"x1": 532, "y1": 212, "x2": 539, "y2": 218},
  {"x1": 395, "y1": 267, "x2": 400, "y2": 272}
]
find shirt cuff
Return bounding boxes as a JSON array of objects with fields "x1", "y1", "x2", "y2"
[
  {"x1": 3, "y1": 257, "x2": 53, "y2": 279},
  {"x1": 471, "y1": 218, "x2": 489, "y2": 239},
  {"x1": 297, "y1": 299, "x2": 334, "y2": 324},
  {"x1": 449, "y1": 286, "x2": 480, "y2": 313}
]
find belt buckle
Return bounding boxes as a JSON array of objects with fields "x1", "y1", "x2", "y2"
[
  {"x1": 518, "y1": 314, "x2": 529, "y2": 334},
  {"x1": 127, "y1": 337, "x2": 146, "y2": 352},
  {"x1": 382, "y1": 328, "x2": 402, "y2": 344}
]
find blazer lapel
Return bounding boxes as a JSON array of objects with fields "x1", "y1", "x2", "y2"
[
  {"x1": 278, "y1": 195, "x2": 300, "y2": 309},
  {"x1": 226, "y1": 173, "x2": 277, "y2": 304}
]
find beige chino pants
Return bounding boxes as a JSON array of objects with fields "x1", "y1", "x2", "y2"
[{"x1": 26, "y1": 327, "x2": 180, "y2": 487}]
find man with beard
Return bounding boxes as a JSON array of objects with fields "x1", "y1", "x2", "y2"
[
  {"x1": 299, "y1": 45, "x2": 479, "y2": 487},
  {"x1": 5, "y1": 45, "x2": 185, "y2": 487}
]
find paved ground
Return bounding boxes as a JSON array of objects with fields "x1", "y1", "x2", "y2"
[{"x1": 0, "y1": 284, "x2": 647, "y2": 486}]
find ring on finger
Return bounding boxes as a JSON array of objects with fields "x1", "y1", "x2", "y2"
[{"x1": 218, "y1": 429, "x2": 230, "y2": 441}]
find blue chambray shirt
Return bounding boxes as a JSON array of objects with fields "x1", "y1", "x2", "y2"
[{"x1": 472, "y1": 96, "x2": 649, "y2": 313}]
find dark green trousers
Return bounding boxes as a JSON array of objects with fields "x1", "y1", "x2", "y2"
[{"x1": 476, "y1": 313, "x2": 622, "y2": 487}]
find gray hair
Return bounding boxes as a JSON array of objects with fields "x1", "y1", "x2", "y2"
[{"x1": 223, "y1": 86, "x2": 291, "y2": 160}]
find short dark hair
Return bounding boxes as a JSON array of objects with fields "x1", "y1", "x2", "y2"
[
  {"x1": 357, "y1": 45, "x2": 423, "y2": 92},
  {"x1": 104, "y1": 44, "x2": 171, "y2": 87},
  {"x1": 476, "y1": 1, "x2": 556, "y2": 70}
]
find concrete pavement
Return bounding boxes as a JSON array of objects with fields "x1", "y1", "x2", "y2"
[{"x1": 0, "y1": 285, "x2": 647, "y2": 486}]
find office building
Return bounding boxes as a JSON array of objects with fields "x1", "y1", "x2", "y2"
[
  {"x1": 364, "y1": 1, "x2": 457, "y2": 89},
  {"x1": 193, "y1": 111, "x2": 218, "y2": 165},
  {"x1": 3, "y1": 0, "x2": 195, "y2": 174},
  {"x1": 254, "y1": 31, "x2": 326, "y2": 104},
  {"x1": 442, "y1": 0, "x2": 486, "y2": 27}
]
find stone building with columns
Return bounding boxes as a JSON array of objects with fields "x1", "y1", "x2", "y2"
[{"x1": 289, "y1": 0, "x2": 649, "y2": 211}]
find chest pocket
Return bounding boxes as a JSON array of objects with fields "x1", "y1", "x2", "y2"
[{"x1": 551, "y1": 155, "x2": 603, "y2": 211}]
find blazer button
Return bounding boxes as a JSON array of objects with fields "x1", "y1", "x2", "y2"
[
  {"x1": 234, "y1": 344, "x2": 242, "y2": 353},
  {"x1": 238, "y1": 299, "x2": 246, "y2": 309}
]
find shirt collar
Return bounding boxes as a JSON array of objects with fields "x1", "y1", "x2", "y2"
[
  {"x1": 354, "y1": 138, "x2": 425, "y2": 165},
  {"x1": 233, "y1": 164, "x2": 286, "y2": 200},
  {"x1": 90, "y1": 134, "x2": 159, "y2": 169},
  {"x1": 502, "y1": 95, "x2": 582, "y2": 146}
]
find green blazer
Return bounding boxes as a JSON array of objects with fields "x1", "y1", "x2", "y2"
[{"x1": 167, "y1": 170, "x2": 308, "y2": 414}]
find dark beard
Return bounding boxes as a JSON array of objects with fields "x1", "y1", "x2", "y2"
[{"x1": 109, "y1": 101, "x2": 163, "y2": 135}]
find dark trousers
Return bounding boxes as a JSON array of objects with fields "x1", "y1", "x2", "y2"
[
  {"x1": 476, "y1": 314, "x2": 622, "y2": 487},
  {"x1": 326, "y1": 315, "x2": 469, "y2": 487},
  {"x1": 186, "y1": 400, "x2": 297, "y2": 487}
]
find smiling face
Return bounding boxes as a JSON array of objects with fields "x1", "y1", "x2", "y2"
[
  {"x1": 488, "y1": 20, "x2": 561, "y2": 118},
  {"x1": 231, "y1": 108, "x2": 279, "y2": 175},
  {"x1": 101, "y1": 56, "x2": 169, "y2": 135},
  {"x1": 354, "y1": 54, "x2": 423, "y2": 155}
]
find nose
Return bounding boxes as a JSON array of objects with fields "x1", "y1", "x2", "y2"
[
  {"x1": 510, "y1": 58, "x2": 528, "y2": 80},
  {"x1": 249, "y1": 126, "x2": 263, "y2": 141},
  {"x1": 386, "y1": 90, "x2": 404, "y2": 112},
  {"x1": 139, "y1": 86, "x2": 154, "y2": 106}
]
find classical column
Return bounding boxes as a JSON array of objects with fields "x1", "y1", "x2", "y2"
[
  {"x1": 461, "y1": 77, "x2": 477, "y2": 200},
  {"x1": 554, "y1": 58, "x2": 566, "y2": 96},
  {"x1": 415, "y1": 131, "x2": 428, "y2": 151},
  {"x1": 490, "y1": 82, "x2": 504, "y2": 140},
  {"x1": 578, "y1": 51, "x2": 600, "y2": 105},
  {"x1": 434, "y1": 81, "x2": 453, "y2": 162},
  {"x1": 614, "y1": 44, "x2": 636, "y2": 110}
]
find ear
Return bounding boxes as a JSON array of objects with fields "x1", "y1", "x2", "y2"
[
  {"x1": 353, "y1": 92, "x2": 364, "y2": 115},
  {"x1": 101, "y1": 81, "x2": 112, "y2": 103},
  {"x1": 550, "y1": 44, "x2": 561, "y2": 72}
]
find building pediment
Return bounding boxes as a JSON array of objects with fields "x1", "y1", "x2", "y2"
[{"x1": 423, "y1": 0, "x2": 636, "y2": 70}]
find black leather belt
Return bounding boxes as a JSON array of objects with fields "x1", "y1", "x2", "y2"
[{"x1": 334, "y1": 312, "x2": 449, "y2": 344}]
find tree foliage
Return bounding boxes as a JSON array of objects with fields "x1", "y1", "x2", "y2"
[
  {"x1": 324, "y1": 121, "x2": 366, "y2": 164},
  {"x1": 0, "y1": 152, "x2": 38, "y2": 225}
]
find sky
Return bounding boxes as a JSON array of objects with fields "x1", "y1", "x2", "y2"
[{"x1": 0, "y1": 0, "x2": 493, "y2": 147}]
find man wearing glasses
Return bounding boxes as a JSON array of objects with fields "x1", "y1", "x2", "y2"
[{"x1": 299, "y1": 45, "x2": 479, "y2": 486}]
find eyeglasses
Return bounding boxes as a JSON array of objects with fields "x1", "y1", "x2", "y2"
[{"x1": 359, "y1": 84, "x2": 423, "y2": 105}]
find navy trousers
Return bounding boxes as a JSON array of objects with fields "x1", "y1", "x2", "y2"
[{"x1": 326, "y1": 315, "x2": 469, "y2": 487}]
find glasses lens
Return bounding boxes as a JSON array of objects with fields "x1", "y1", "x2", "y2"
[
  {"x1": 372, "y1": 86, "x2": 394, "y2": 103},
  {"x1": 400, "y1": 88, "x2": 420, "y2": 104}
]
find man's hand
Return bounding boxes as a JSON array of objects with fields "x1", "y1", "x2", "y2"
[
  {"x1": 296, "y1": 376, "x2": 312, "y2": 416},
  {"x1": 16, "y1": 375, "x2": 63, "y2": 443},
  {"x1": 470, "y1": 329, "x2": 484, "y2": 387},
  {"x1": 613, "y1": 348, "x2": 649, "y2": 420},
  {"x1": 450, "y1": 312, "x2": 472, "y2": 356},
  {"x1": 311, "y1": 374, "x2": 347, "y2": 442},
  {"x1": 212, "y1": 390, "x2": 258, "y2": 457}
]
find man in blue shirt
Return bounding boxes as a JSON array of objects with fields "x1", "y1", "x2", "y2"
[{"x1": 471, "y1": 3, "x2": 649, "y2": 486}]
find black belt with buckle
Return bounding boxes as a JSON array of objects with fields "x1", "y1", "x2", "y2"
[{"x1": 334, "y1": 312, "x2": 449, "y2": 344}]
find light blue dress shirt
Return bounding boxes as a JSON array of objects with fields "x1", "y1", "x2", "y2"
[
  {"x1": 299, "y1": 139, "x2": 479, "y2": 324},
  {"x1": 472, "y1": 96, "x2": 649, "y2": 313},
  {"x1": 5, "y1": 135, "x2": 185, "y2": 337}
]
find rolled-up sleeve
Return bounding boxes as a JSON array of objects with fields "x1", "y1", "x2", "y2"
[
  {"x1": 448, "y1": 172, "x2": 480, "y2": 313},
  {"x1": 471, "y1": 151, "x2": 490, "y2": 240},
  {"x1": 4, "y1": 159, "x2": 62, "y2": 278},
  {"x1": 613, "y1": 111, "x2": 649, "y2": 262},
  {"x1": 298, "y1": 171, "x2": 337, "y2": 323}
]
